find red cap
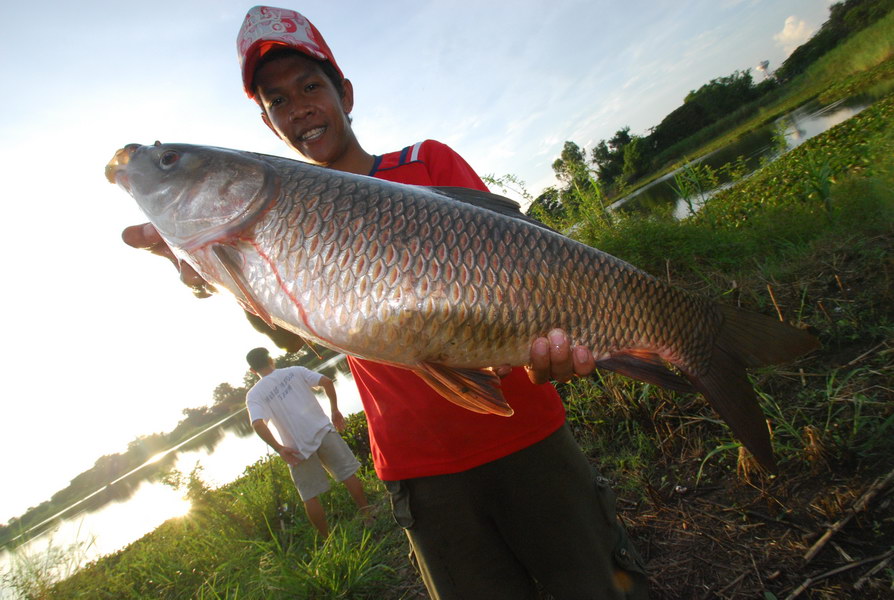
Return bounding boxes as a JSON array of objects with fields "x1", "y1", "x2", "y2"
[{"x1": 237, "y1": 6, "x2": 342, "y2": 99}]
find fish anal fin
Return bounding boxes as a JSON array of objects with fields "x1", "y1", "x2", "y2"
[
  {"x1": 596, "y1": 350, "x2": 694, "y2": 393},
  {"x1": 415, "y1": 363, "x2": 513, "y2": 417},
  {"x1": 212, "y1": 244, "x2": 276, "y2": 330}
]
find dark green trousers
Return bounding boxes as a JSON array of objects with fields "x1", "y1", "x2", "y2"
[{"x1": 386, "y1": 424, "x2": 649, "y2": 600}]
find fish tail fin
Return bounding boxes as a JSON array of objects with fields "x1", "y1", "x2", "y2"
[
  {"x1": 714, "y1": 304, "x2": 820, "y2": 369},
  {"x1": 687, "y1": 305, "x2": 819, "y2": 472}
]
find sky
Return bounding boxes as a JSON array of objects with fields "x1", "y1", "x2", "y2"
[{"x1": 0, "y1": 0, "x2": 832, "y2": 523}]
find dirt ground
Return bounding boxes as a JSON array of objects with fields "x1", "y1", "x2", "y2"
[{"x1": 623, "y1": 460, "x2": 894, "y2": 599}]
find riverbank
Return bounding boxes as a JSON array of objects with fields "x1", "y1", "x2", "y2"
[
  {"x1": 619, "y1": 8, "x2": 894, "y2": 200},
  {"x1": 15, "y1": 77, "x2": 893, "y2": 600}
]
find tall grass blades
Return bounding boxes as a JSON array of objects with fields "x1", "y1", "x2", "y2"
[
  {"x1": 671, "y1": 161, "x2": 719, "y2": 218},
  {"x1": 257, "y1": 527, "x2": 395, "y2": 599},
  {"x1": 1, "y1": 534, "x2": 94, "y2": 600}
]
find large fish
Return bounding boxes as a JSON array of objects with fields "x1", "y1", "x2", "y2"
[{"x1": 106, "y1": 142, "x2": 819, "y2": 470}]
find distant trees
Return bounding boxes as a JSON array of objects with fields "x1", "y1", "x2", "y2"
[
  {"x1": 0, "y1": 366, "x2": 257, "y2": 547},
  {"x1": 651, "y1": 70, "x2": 764, "y2": 153},
  {"x1": 775, "y1": 0, "x2": 894, "y2": 81},
  {"x1": 527, "y1": 0, "x2": 894, "y2": 224},
  {"x1": 528, "y1": 68, "x2": 777, "y2": 223},
  {"x1": 592, "y1": 127, "x2": 631, "y2": 186},
  {"x1": 528, "y1": 141, "x2": 605, "y2": 228}
]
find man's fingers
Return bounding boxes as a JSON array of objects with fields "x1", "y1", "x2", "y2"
[
  {"x1": 527, "y1": 330, "x2": 595, "y2": 385},
  {"x1": 572, "y1": 345, "x2": 596, "y2": 377},
  {"x1": 491, "y1": 365, "x2": 513, "y2": 379},
  {"x1": 547, "y1": 329, "x2": 574, "y2": 382},
  {"x1": 528, "y1": 337, "x2": 551, "y2": 384},
  {"x1": 123, "y1": 222, "x2": 215, "y2": 297},
  {"x1": 122, "y1": 223, "x2": 163, "y2": 250}
]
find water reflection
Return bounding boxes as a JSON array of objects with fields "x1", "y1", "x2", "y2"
[
  {"x1": 610, "y1": 97, "x2": 871, "y2": 217},
  {"x1": 0, "y1": 358, "x2": 361, "y2": 592}
]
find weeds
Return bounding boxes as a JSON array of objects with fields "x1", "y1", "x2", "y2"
[
  {"x1": 261, "y1": 528, "x2": 394, "y2": 599},
  {"x1": 1, "y1": 534, "x2": 94, "y2": 600},
  {"x1": 670, "y1": 161, "x2": 719, "y2": 218}
]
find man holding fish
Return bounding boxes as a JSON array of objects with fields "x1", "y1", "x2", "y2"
[{"x1": 121, "y1": 5, "x2": 647, "y2": 599}]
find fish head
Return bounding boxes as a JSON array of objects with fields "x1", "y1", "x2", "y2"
[{"x1": 105, "y1": 142, "x2": 277, "y2": 252}]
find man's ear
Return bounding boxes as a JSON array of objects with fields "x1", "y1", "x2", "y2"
[{"x1": 341, "y1": 79, "x2": 355, "y2": 115}]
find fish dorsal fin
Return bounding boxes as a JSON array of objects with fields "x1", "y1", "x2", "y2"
[
  {"x1": 212, "y1": 244, "x2": 276, "y2": 329},
  {"x1": 429, "y1": 186, "x2": 557, "y2": 233},
  {"x1": 414, "y1": 362, "x2": 514, "y2": 417}
]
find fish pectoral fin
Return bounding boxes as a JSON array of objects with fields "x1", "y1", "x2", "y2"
[
  {"x1": 211, "y1": 244, "x2": 276, "y2": 329},
  {"x1": 415, "y1": 363, "x2": 514, "y2": 417},
  {"x1": 596, "y1": 350, "x2": 695, "y2": 393}
]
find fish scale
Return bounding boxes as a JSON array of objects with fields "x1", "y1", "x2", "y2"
[
  {"x1": 106, "y1": 142, "x2": 820, "y2": 470},
  {"x1": 256, "y1": 167, "x2": 714, "y2": 371}
]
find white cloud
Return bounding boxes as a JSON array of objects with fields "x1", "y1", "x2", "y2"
[{"x1": 774, "y1": 15, "x2": 815, "y2": 57}]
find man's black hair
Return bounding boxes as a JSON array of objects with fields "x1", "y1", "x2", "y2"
[{"x1": 246, "y1": 347, "x2": 271, "y2": 371}]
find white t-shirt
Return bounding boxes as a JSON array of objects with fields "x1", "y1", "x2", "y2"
[{"x1": 246, "y1": 366, "x2": 334, "y2": 458}]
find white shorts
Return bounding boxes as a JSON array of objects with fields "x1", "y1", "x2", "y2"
[{"x1": 289, "y1": 430, "x2": 361, "y2": 501}]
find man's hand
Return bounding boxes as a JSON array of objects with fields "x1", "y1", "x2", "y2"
[
  {"x1": 277, "y1": 446, "x2": 304, "y2": 466},
  {"x1": 527, "y1": 329, "x2": 596, "y2": 384},
  {"x1": 492, "y1": 329, "x2": 596, "y2": 384},
  {"x1": 331, "y1": 410, "x2": 346, "y2": 432},
  {"x1": 121, "y1": 223, "x2": 215, "y2": 297}
]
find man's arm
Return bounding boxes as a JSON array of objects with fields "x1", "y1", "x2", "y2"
[
  {"x1": 251, "y1": 419, "x2": 303, "y2": 465},
  {"x1": 315, "y1": 376, "x2": 345, "y2": 431}
]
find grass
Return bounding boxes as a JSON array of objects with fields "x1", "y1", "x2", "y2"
[{"x1": 6, "y1": 17, "x2": 894, "y2": 600}]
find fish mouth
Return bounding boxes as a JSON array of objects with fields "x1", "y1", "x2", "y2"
[{"x1": 105, "y1": 143, "x2": 142, "y2": 190}]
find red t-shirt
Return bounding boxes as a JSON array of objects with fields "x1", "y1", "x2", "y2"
[{"x1": 350, "y1": 139, "x2": 566, "y2": 481}]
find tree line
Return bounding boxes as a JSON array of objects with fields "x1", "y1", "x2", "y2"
[{"x1": 526, "y1": 0, "x2": 893, "y2": 227}]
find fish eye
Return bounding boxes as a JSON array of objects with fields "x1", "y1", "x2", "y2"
[{"x1": 160, "y1": 150, "x2": 180, "y2": 168}]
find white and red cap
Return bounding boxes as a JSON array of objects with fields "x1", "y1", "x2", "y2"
[{"x1": 237, "y1": 5, "x2": 342, "y2": 99}]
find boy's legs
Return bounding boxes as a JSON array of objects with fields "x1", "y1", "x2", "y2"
[
  {"x1": 342, "y1": 474, "x2": 375, "y2": 524},
  {"x1": 386, "y1": 424, "x2": 648, "y2": 600},
  {"x1": 315, "y1": 431, "x2": 370, "y2": 519},
  {"x1": 388, "y1": 474, "x2": 540, "y2": 600},
  {"x1": 289, "y1": 453, "x2": 332, "y2": 537},
  {"x1": 303, "y1": 495, "x2": 328, "y2": 538}
]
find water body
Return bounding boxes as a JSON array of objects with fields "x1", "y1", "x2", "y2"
[
  {"x1": 608, "y1": 96, "x2": 872, "y2": 219},
  {"x1": 0, "y1": 356, "x2": 361, "y2": 598}
]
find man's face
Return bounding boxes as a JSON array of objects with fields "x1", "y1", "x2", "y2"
[{"x1": 255, "y1": 53, "x2": 354, "y2": 167}]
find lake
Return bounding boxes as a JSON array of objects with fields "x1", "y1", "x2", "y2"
[
  {"x1": 608, "y1": 96, "x2": 871, "y2": 219},
  {"x1": 0, "y1": 356, "x2": 362, "y2": 599}
]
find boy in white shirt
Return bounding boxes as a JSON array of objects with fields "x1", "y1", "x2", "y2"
[{"x1": 246, "y1": 347, "x2": 370, "y2": 537}]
